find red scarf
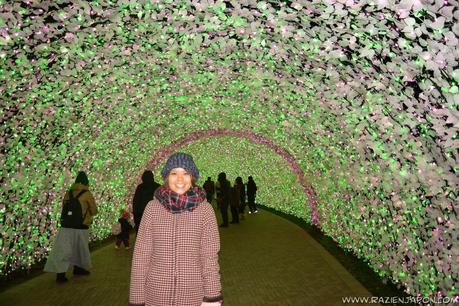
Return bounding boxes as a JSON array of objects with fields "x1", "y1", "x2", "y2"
[{"x1": 155, "y1": 186, "x2": 206, "y2": 213}]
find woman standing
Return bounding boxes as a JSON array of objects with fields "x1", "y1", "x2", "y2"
[
  {"x1": 234, "y1": 176, "x2": 246, "y2": 220},
  {"x1": 44, "y1": 171, "x2": 98, "y2": 283},
  {"x1": 247, "y1": 176, "x2": 258, "y2": 214},
  {"x1": 215, "y1": 172, "x2": 230, "y2": 227},
  {"x1": 132, "y1": 170, "x2": 161, "y2": 233},
  {"x1": 129, "y1": 152, "x2": 223, "y2": 306}
]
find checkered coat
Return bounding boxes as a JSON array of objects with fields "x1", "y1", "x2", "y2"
[{"x1": 129, "y1": 198, "x2": 222, "y2": 306}]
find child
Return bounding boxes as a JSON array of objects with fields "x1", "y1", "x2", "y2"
[{"x1": 115, "y1": 210, "x2": 132, "y2": 249}]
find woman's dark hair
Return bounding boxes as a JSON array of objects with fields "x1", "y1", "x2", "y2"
[
  {"x1": 235, "y1": 176, "x2": 243, "y2": 184},
  {"x1": 75, "y1": 171, "x2": 89, "y2": 186}
]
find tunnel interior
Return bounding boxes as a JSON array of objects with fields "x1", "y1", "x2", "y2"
[{"x1": 1, "y1": 0, "x2": 459, "y2": 300}]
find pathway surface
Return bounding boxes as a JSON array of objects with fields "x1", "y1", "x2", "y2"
[{"x1": 0, "y1": 207, "x2": 379, "y2": 306}]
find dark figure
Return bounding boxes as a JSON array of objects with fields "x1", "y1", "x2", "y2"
[
  {"x1": 229, "y1": 186, "x2": 240, "y2": 224},
  {"x1": 234, "y1": 177, "x2": 246, "y2": 220},
  {"x1": 133, "y1": 170, "x2": 160, "y2": 232},
  {"x1": 44, "y1": 171, "x2": 98, "y2": 283},
  {"x1": 203, "y1": 177, "x2": 215, "y2": 204},
  {"x1": 247, "y1": 176, "x2": 258, "y2": 214},
  {"x1": 216, "y1": 172, "x2": 231, "y2": 227},
  {"x1": 115, "y1": 210, "x2": 132, "y2": 249}
]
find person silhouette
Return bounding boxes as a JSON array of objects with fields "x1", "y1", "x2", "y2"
[
  {"x1": 229, "y1": 184, "x2": 240, "y2": 224},
  {"x1": 216, "y1": 172, "x2": 230, "y2": 227},
  {"x1": 132, "y1": 170, "x2": 161, "y2": 233},
  {"x1": 247, "y1": 176, "x2": 258, "y2": 214},
  {"x1": 114, "y1": 209, "x2": 132, "y2": 250},
  {"x1": 203, "y1": 176, "x2": 215, "y2": 205},
  {"x1": 234, "y1": 176, "x2": 246, "y2": 220}
]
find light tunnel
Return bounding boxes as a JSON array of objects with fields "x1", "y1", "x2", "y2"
[
  {"x1": 141, "y1": 128, "x2": 319, "y2": 223},
  {"x1": 1, "y1": 0, "x2": 459, "y2": 302}
]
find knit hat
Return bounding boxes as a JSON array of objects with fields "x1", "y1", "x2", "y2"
[
  {"x1": 161, "y1": 152, "x2": 200, "y2": 181},
  {"x1": 120, "y1": 209, "x2": 130, "y2": 219}
]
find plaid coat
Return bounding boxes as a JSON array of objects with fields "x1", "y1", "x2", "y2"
[{"x1": 129, "y1": 199, "x2": 222, "y2": 306}]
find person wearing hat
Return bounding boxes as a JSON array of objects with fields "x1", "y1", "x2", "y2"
[{"x1": 129, "y1": 152, "x2": 223, "y2": 306}]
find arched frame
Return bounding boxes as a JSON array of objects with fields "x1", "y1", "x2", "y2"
[{"x1": 139, "y1": 128, "x2": 320, "y2": 226}]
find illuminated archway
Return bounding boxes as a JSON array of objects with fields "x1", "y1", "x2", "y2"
[
  {"x1": 138, "y1": 128, "x2": 320, "y2": 226},
  {"x1": 2, "y1": 0, "x2": 458, "y2": 299}
]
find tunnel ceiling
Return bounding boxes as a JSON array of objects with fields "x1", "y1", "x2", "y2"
[{"x1": 1, "y1": 0, "x2": 459, "y2": 300}]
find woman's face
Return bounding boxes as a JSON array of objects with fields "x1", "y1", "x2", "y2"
[{"x1": 167, "y1": 168, "x2": 192, "y2": 195}]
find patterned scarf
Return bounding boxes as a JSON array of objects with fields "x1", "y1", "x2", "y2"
[{"x1": 155, "y1": 186, "x2": 207, "y2": 214}]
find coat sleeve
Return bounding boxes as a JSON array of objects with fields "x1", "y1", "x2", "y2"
[
  {"x1": 201, "y1": 203, "x2": 223, "y2": 302},
  {"x1": 61, "y1": 190, "x2": 69, "y2": 208},
  {"x1": 86, "y1": 191, "x2": 98, "y2": 216},
  {"x1": 129, "y1": 202, "x2": 155, "y2": 306}
]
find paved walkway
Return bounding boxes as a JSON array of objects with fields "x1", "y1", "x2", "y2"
[{"x1": 0, "y1": 208, "x2": 380, "y2": 306}]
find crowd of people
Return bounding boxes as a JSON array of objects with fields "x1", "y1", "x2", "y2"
[
  {"x1": 43, "y1": 152, "x2": 260, "y2": 306},
  {"x1": 203, "y1": 173, "x2": 258, "y2": 227}
]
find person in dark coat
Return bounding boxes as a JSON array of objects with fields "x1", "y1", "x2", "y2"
[
  {"x1": 229, "y1": 185, "x2": 239, "y2": 224},
  {"x1": 247, "y1": 176, "x2": 258, "y2": 214},
  {"x1": 234, "y1": 177, "x2": 246, "y2": 220},
  {"x1": 115, "y1": 210, "x2": 132, "y2": 249},
  {"x1": 132, "y1": 170, "x2": 161, "y2": 233},
  {"x1": 216, "y1": 172, "x2": 231, "y2": 227},
  {"x1": 203, "y1": 177, "x2": 215, "y2": 204}
]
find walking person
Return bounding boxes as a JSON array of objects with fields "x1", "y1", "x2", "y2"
[
  {"x1": 247, "y1": 176, "x2": 258, "y2": 214},
  {"x1": 215, "y1": 172, "x2": 230, "y2": 227},
  {"x1": 44, "y1": 171, "x2": 98, "y2": 283},
  {"x1": 229, "y1": 184, "x2": 240, "y2": 224},
  {"x1": 129, "y1": 152, "x2": 223, "y2": 306},
  {"x1": 234, "y1": 177, "x2": 246, "y2": 220},
  {"x1": 132, "y1": 170, "x2": 160, "y2": 233},
  {"x1": 202, "y1": 177, "x2": 215, "y2": 205},
  {"x1": 115, "y1": 209, "x2": 132, "y2": 250}
]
